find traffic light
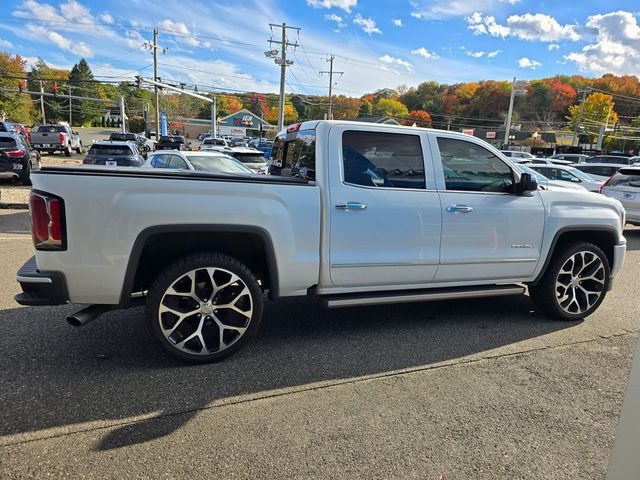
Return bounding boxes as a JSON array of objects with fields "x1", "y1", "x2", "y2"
[
  {"x1": 53, "y1": 82, "x2": 59, "y2": 97},
  {"x1": 17, "y1": 80, "x2": 24, "y2": 93},
  {"x1": 135, "y1": 75, "x2": 141, "y2": 89}
]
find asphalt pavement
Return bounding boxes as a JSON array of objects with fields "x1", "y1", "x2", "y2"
[{"x1": 1, "y1": 210, "x2": 639, "y2": 479}]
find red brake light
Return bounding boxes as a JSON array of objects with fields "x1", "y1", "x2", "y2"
[
  {"x1": 6, "y1": 149, "x2": 25, "y2": 157},
  {"x1": 286, "y1": 123, "x2": 301, "y2": 133},
  {"x1": 599, "y1": 175, "x2": 613, "y2": 194},
  {"x1": 29, "y1": 192, "x2": 65, "y2": 250},
  {"x1": 59, "y1": 133, "x2": 65, "y2": 143}
]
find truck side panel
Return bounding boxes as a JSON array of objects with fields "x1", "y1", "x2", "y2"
[{"x1": 31, "y1": 171, "x2": 321, "y2": 304}]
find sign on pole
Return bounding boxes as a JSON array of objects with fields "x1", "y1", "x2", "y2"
[{"x1": 160, "y1": 112, "x2": 167, "y2": 136}]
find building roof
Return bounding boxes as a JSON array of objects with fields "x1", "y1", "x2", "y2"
[{"x1": 218, "y1": 109, "x2": 272, "y2": 127}]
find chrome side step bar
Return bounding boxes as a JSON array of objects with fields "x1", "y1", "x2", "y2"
[{"x1": 322, "y1": 284, "x2": 525, "y2": 309}]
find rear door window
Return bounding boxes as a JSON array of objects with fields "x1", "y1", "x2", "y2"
[
  {"x1": 88, "y1": 145, "x2": 132, "y2": 156},
  {"x1": 168, "y1": 155, "x2": 188, "y2": 169},
  {"x1": 608, "y1": 171, "x2": 640, "y2": 187},
  {"x1": 341, "y1": 130, "x2": 425, "y2": 189}
]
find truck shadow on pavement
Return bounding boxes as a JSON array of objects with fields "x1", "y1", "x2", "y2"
[
  {"x1": 0, "y1": 295, "x2": 579, "y2": 451},
  {"x1": 0, "y1": 210, "x2": 30, "y2": 235},
  {"x1": 624, "y1": 228, "x2": 640, "y2": 251}
]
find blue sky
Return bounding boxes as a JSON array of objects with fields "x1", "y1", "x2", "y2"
[{"x1": 0, "y1": 0, "x2": 638, "y2": 96}]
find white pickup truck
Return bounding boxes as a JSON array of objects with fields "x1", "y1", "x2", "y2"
[{"x1": 16, "y1": 121, "x2": 627, "y2": 363}]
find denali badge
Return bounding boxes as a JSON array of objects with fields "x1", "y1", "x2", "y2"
[{"x1": 511, "y1": 244, "x2": 536, "y2": 249}]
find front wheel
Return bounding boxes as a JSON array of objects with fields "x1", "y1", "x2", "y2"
[
  {"x1": 75, "y1": 142, "x2": 82, "y2": 154},
  {"x1": 146, "y1": 253, "x2": 264, "y2": 363},
  {"x1": 528, "y1": 241, "x2": 610, "y2": 320}
]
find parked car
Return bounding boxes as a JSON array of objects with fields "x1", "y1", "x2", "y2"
[
  {"x1": 528, "y1": 164, "x2": 603, "y2": 192},
  {"x1": 600, "y1": 167, "x2": 640, "y2": 226},
  {"x1": 525, "y1": 158, "x2": 574, "y2": 166},
  {"x1": 156, "y1": 135, "x2": 190, "y2": 151},
  {"x1": 547, "y1": 153, "x2": 589, "y2": 164},
  {"x1": 108, "y1": 132, "x2": 154, "y2": 154},
  {"x1": 0, "y1": 132, "x2": 40, "y2": 185},
  {"x1": 501, "y1": 150, "x2": 535, "y2": 160},
  {"x1": 585, "y1": 155, "x2": 633, "y2": 165},
  {"x1": 11, "y1": 123, "x2": 31, "y2": 142},
  {"x1": 30, "y1": 124, "x2": 82, "y2": 156},
  {"x1": 518, "y1": 165, "x2": 587, "y2": 192},
  {"x1": 199, "y1": 137, "x2": 232, "y2": 150},
  {"x1": 0, "y1": 121, "x2": 16, "y2": 133},
  {"x1": 143, "y1": 150, "x2": 254, "y2": 174},
  {"x1": 16, "y1": 120, "x2": 627, "y2": 364},
  {"x1": 83, "y1": 141, "x2": 144, "y2": 167},
  {"x1": 574, "y1": 163, "x2": 627, "y2": 182}
]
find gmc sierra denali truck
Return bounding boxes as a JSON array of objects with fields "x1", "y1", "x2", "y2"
[{"x1": 16, "y1": 121, "x2": 627, "y2": 363}]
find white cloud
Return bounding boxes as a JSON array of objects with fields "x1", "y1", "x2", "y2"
[
  {"x1": 411, "y1": 0, "x2": 521, "y2": 20},
  {"x1": 466, "y1": 11, "x2": 581, "y2": 42},
  {"x1": 60, "y1": 0, "x2": 92, "y2": 24},
  {"x1": 307, "y1": 0, "x2": 357, "y2": 13},
  {"x1": 465, "y1": 12, "x2": 509, "y2": 38},
  {"x1": 0, "y1": 38, "x2": 13, "y2": 48},
  {"x1": 548, "y1": 43, "x2": 560, "y2": 50},
  {"x1": 98, "y1": 13, "x2": 114, "y2": 24},
  {"x1": 12, "y1": 0, "x2": 63, "y2": 22},
  {"x1": 325, "y1": 13, "x2": 345, "y2": 28},
  {"x1": 465, "y1": 50, "x2": 486, "y2": 58},
  {"x1": 487, "y1": 49, "x2": 501, "y2": 58},
  {"x1": 379, "y1": 54, "x2": 413, "y2": 70},
  {"x1": 507, "y1": 13, "x2": 581, "y2": 42},
  {"x1": 518, "y1": 57, "x2": 542, "y2": 69},
  {"x1": 158, "y1": 19, "x2": 203, "y2": 47},
  {"x1": 565, "y1": 10, "x2": 640, "y2": 75},
  {"x1": 353, "y1": 14, "x2": 382, "y2": 35},
  {"x1": 26, "y1": 24, "x2": 93, "y2": 56},
  {"x1": 411, "y1": 47, "x2": 438, "y2": 59},
  {"x1": 392, "y1": 18, "x2": 403, "y2": 27}
]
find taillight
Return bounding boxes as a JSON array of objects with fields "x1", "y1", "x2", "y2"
[
  {"x1": 59, "y1": 133, "x2": 65, "y2": 143},
  {"x1": 29, "y1": 192, "x2": 66, "y2": 250},
  {"x1": 599, "y1": 175, "x2": 613, "y2": 194},
  {"x1": 6, "y1": 149, "x2": 25, "y2": 157},
  {"x1": 286, "y1": 123, "x2": 301, "y2": 133}
]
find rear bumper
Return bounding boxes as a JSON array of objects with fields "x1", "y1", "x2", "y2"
[{"x1": 15, "y1": 256, "x2": 69, "y2": 306}]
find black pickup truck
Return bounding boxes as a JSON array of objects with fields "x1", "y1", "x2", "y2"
[{"x1": 155, "y1": 135, "x2": 190, "y2": 151}]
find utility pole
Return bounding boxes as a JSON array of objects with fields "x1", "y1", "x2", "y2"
[
  {"x1": 211, "y1": 96, "x2": 217, "y2": 138},
  {"x1": 68, "y1": 87, "x2": 72, "y2": 125},
  {"x1": 39, "y1": 80, "x2": 46, "y2": 124},
  {"x1": 572, "y1": 88, "x2": 590, "y2": 147},
  {"x1": 319, "y1": 55, "x2": 343, "y2": 120},
  {"x1": 503, "y1": 77, "x2": 516, "y2": 147},
  {"x1": 142, "y1": 30, "x2": 167, "y2": 138},
  {"x1": 120, "y1": 96, "x2": 126, "y2": 133},
  {"x1": 266, "y1": 23, "x2": 299, "y2": 131}
]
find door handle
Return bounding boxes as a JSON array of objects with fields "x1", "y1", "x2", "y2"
[
  {"x1": 446, "y1": 205, "x2": 473, "y2": 213},
  {"x1": 336, "y1": 202, "x2": 367, "y2": 211}
]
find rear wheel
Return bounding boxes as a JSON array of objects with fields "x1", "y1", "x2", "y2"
[
  {"x1": 529, "y1": 241, "x2": 610, "y2": 320},
  {"x1": 146, "y1": 253, "x2": 263, "y2": 363},
  {"x1": 75, "y1": 142, "x2": 82, "y2": 154},
  {"x1": 64, "y1": 145, "x2": 72, "y2": 157},
  {"x1": 19, "y1": 161, "x2": 31, "y2": 186}
]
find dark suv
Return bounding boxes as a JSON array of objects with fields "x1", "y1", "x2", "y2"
[
  {"x1": 0, "y1": 132, "x2": 39, "y2": 185},
  {"x1": 83, "y1": 141, "x2": 144, "y2": 167}
]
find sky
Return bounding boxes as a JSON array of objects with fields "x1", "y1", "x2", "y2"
[{"x1": 0, "y1": 0, "x2": 638, "y2": 97}]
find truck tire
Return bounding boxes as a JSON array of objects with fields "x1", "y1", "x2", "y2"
[
  {"x1": 19, "y1": 162, "x2": 31, "y2": 186},
  {"x1": 64, "y1": 145, "x2": 72, "y2": 157},
  {"x1": 528, "y1": 241, "x2": 610, "y2": 321},
  {"x1": 75, "y1": 142, "x2": 82, "y2": 155},
  {"x1": 146, "y1": 253, "x2": 264, "y2": 363}
]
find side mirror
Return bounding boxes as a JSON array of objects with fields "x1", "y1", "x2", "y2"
[
  {"x1": 570, "y1": 177, "x2": 581, "y2": 183},
  {"x1": 517, "y1": 172, "x2": 538, "y2": 195}
]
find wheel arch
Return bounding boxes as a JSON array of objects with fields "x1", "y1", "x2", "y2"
[
  {"x1": 119, "y1": 225, "x2": 279, "y2": 307},
  {"x1": 530, "y1": 225, "x2": 617, "y2": 286}
]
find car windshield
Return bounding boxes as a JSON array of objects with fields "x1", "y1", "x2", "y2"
[
  {"x1": 110, "y1": 133, "x2": 137, "y2": 141},
  {"x1": 203, "y1": 138, "x2": 226, "y2": 145},
  {"x1": 88, "y1": 145, "x2": 133, "y2": 155},
  {"x1": 187, "y1": 155, "x2": 253, "y2": 173},
  {"x1": 564, "y1": 167, "x2": 597, "y2": 182},
  {"x1": 587, "y1": 156, "x2": 629, "y2": 164},
  {"x1": 231, "y1": 152, "x2": 266, "y2": 164},
  {"x1": 159, "y1": 136, "x2": 184, "y2": 143},
  {"x1": 519, "y1": 165, "x2": 548, "y2": 185},
  {"x1": 37, "y1": 125, "x2": 66, "y2": 133}
]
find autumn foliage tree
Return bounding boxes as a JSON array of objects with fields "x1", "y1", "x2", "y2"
[
  {"x1": 0, "y1": 52, "x2": 35, "y2": 123},
  {"x1": 404, "y1": 110, "x2": 432, "y2": 127},
  {"x1": 567, "y1": 92, "x2": 618, "y2": 142}
]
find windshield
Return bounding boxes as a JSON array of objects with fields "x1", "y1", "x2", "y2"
[
  {"x1": 230, "y1": 152, "x2": 266, "y2": 164},
  {"x1": 519, "y1": 165, "x2": 548, "y2": 185},
  {"x1": 159, "y1": 136, "x2": 184, "y2": 143},
  {"x1": 110, "y1": 133, "x2": 136, "y2": 141},
  {"x1": 88, "y1": 145, "x2": 133, "y2": 156},
  {"x1": 37, "y1": 125, "x2": 66, "y2": 133},
  {"x1": 187, "y1": 155, "x2": 253, "y2": 173},
  {"x1": 203, "y1": 138, "x2": 226, "y2": 146},
  {"x1": 565, "y1": 166, "x2": 597, "y2": 182}
]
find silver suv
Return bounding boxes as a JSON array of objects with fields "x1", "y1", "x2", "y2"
[{"x1": 600, "y1": 166, "x2": 640, "y2": 226}]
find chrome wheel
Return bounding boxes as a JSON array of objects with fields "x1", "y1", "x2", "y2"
[
  {"x1": 555, "y1": 250, "x2": 605, "y2": 315},
  {"x1": 158, "y1": 267, "x2": 253, "y2": 356}
]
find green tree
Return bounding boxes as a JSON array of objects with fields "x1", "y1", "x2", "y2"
[
  {"x1": 68, "y1": 59, "x2": 101, "y2": 126},
  {"x1": 567, "y1": 92, "x2": 618, "y2": 142},
  {"x1": 375, "y1": 98, "x2": 408, "y2": 118}
]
